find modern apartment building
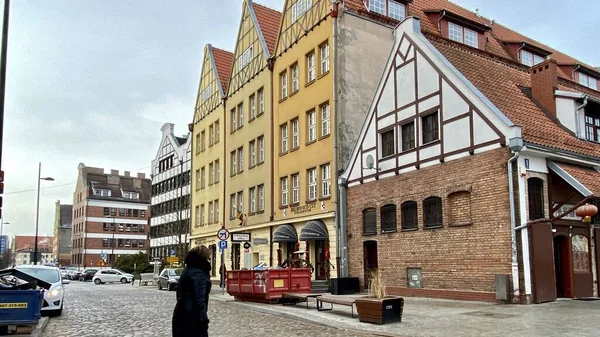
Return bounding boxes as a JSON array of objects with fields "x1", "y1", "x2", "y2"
[
  {"x1": 53, "y1": 201, "x2": 73, "y2": 266},
  {"x1": 71, "y1": 163, "x2": 151, "y2": 268},
  {"x1": 150, "y1": 123, "x2": 191, "y2": 261}
]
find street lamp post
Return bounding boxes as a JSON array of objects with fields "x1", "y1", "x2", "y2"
[
  {"x1": 0, "y1": 219, "x2": 8, "y2": 253},
  {"x1": 105, "y1": 215, "x2": 116, "y2": 267},
  {"x1": 33, "y1": 162, "x2": 54, "y2": 265}
]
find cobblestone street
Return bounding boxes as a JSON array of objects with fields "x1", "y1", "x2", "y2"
[{"x1": 44, "y1": 282, "x2": 375, "y2": 337}]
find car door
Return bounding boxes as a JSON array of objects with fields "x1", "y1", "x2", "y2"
[
  {"x1": 112, "y1": 270, "x2": 123, "y2": 282},
  {"x1": 161, "y1": 270, "x2": 170, "y2": 287}
]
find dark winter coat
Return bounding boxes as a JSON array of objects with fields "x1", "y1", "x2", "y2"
[{"x1": 172, "y1": 258, "x2": 212, "y2": 337}]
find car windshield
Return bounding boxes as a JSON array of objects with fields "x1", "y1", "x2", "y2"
[
  {"x1": 114, "y1": 270, "x2": 126, "y2": 275},
  {"x1": 168, "y1": 269, "x2": 182, "y2": 276},
  {"x1": 18, "y1": 268, "x2": 60, "y2": 283}
]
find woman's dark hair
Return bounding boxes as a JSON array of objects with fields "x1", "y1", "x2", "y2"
[{"x1": 185, "y1": 245, "x2": 210, "y2": 268}]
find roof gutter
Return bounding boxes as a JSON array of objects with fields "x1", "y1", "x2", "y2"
[
  {"x1": 523, "y1": 143, "x2": 600, "y2": 166},
  {"x1": 516, "y1": 42, "x2": 526, "y2": 62},
  {"x1": 575, "y1": 95, "x2": 589, "y2": 138}
]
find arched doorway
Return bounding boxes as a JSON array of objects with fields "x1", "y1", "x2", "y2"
[
  {"x1": 363, "y1": 241, "x2": 378, "y2": 289},
  {"x1": 553, "y1": 235, "x2": 572, "y2": 298}
]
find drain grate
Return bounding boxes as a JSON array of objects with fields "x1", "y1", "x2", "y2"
[{"x1": 461, "y1": 311, "x2": 517, "y2": 319}]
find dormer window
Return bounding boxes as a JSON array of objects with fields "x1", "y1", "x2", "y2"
[
  {"x1": 123, "y1": 191, "x2": 139, "y2": 200},
  {"x1": 95, "y1": 189, "x2": 111, "y2": 197},
  {"x1": 448, "y1": 22, "x2": 478, "y2": 48},
  {"x1": 579, "y1": 73, "x2": 598, "y2": 90},
  {"x1": 521, "y1": 50, "x2": 545, "y2": 67},
  {"x1": 369, "y1": 0, "x2": 406, "y2": 21}
]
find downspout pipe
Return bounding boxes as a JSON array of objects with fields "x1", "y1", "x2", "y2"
[
  {"x1": 516, "y1": 42, "x2": 526, "y2": 63},
  {"x1": 437, "y1": 10, "x2": 446, "y2": 32},
  {"x1": 332, "y1": 1, "x2": 342, "y2": 277},
  {"x1": 508, "y1": 150, "x2": 521, "y2": 304},
  {"x1": 572, "y1": 64, "x2": 581, "y2": 82},
  {"x1": 339, "y1": 177, "x2": 348, "y2": 277},
  {"x1": 575, "y1": 95, "x2": 589, "y2": 139}
]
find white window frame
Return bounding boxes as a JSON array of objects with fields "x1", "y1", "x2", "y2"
[
  {"x1": 258, "y1": 89, "x2": 264, "y2": 114},
  {"x1": 215, "y1": 160, "x2": 220, "y2": 183},
  {"x1": 464, "y1": 28, "x2": 478, "y2": 48},
  {"x1": 208, "y1": 201, "x2": 214, "y2": 223},
  {"x1": 449, "y1": 22, "x2": 478, "y2": 48},
  {"x1": 238, "y1": 147, "x2": 244, "y2": 172},
  {"x1": 281, "y1": 124, "x2": 288, "y2": 152},
  {"x1": 214, "y1": 200, "x2": 220, "y2": 223},
  {"x1": 281, "y1": 72, "x2": 288, "y2": 99},
  {"x1": 308, "y1": 168, "x2": 317, "y2": 200},
  {"x1": 209, "y1": 125, "x2": 214, "y2": 145},
  {"x1": 308, "y1": 110, "x2": 316, "y2": 142},
  {"x1": 200, "y1": 167, "x2": 206, "y2": 189},
  {"x1": 209, "y1": 163, "x2": 214, "y2": 185},
  {"x1": 292, "y1": 173, "x2": 300, "y2": 204},
  {"x1": 321, "y1": 164, "x2": 331, "y2": 198},
  {"x1": 320, "y1": 43, "x2": 329, "y2": 74},
  {"x1": 307, "y1": 52, "x2": 316, "y2": 82},
  {"x1": 579, "y1": 72, "x2": 598, "y2": 90},
  {"x1": 250, "y1": 140, "x2": 256, "y2": 167},
  {"x1": 250, "y1": 187, "x2": 256, "y2": 213},
  {"x1": 201, "y1": 86, "x2": 212, "y2": 104},
  {"x1": 368, "y1": 0, "x2": 386, "y2": 15},
  {"x1": 231, "y1": 151, "x2": 237, "y2": 175},
  {"x1": 292, "y1": 119, "x2": 300, "y2": 148},
  {"x1": 231, "y1": 108, "x2": 237, "y2": 132},
  {"x1": 292, "y1": 64, "x2": 299, "y2": 92},
  {"x1": 321, "y1": 103, "x2": 330, "y2": 137},
  {"x1": 230, "y1": 194, "x2": 237, "y2": 219},
  {"x1": 215, "y1": 120, "x2": 220, "y2": 142},
  {"x1": 238, "y1": 103, "x2": 244, "y2": 127},
  {"x1": 200, "y1": 204, "x2": 205, "y2": 226},
  {"x1": 258, "y1": 136, "x2": 265, "y2": 163},
  {"x1": 239, "y1": 46, "x2": 253, "y2": 69},
  {"x1": 249, "y1": 94, "x2": 256, "y2": 120},
  {"x1": 388, "y1": 0, "x2": 406, "y2": 21},
  {"x1": 258, "y1": 185, "x2": 265, "y2": 211},
  {"x1": 237, "y1": 191, "x2": 243, "y2": 214},
  {"x1": 281, "y1": 177, "x2": 289, "y2": 206}
]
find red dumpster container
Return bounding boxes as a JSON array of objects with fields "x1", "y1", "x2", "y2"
[{"x1": 227, "y1": 268, "x2": 311, "y2": 302}]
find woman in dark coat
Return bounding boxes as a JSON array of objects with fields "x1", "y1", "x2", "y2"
[{"x1": 172, "y1": 245, "x2": 212, "y2": 337}]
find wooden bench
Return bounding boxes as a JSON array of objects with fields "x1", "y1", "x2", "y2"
[
  {"x1": 316, "y1": 295, "x2": 357, "y2": 318},
  {"x1": 282, "y1": 292, "x2": 326, "y2": 309}
]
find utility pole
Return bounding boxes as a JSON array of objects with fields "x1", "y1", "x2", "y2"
[{"x1": 0, "y1": 0, "x2": 10, "y2": 169}]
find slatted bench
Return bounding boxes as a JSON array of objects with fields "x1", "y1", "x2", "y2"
[
  {"x1": 316, "y1": 295, "x2": 357, "y2": 318},
  {"x1": 282, "y1": 292, "x2": 326, "y2": 309}
]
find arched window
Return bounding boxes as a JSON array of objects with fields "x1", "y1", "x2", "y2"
[
  {"x1": 380, "y1": 204, "x2": 397, "y2": 232},
  {"x1": 401, "y1": 201, "x2": 418, "y2": 230},
  {"x1": 363, "y1": 208, "x2": 377, "y2": 235},
  {"x1": 423, "y1": 196, "x2": 443, "y2": 228},
  {"x1": 527, "y1": 178, "x2": 545, "y2": 220}
]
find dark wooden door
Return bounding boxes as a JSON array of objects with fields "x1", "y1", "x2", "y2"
[
  {"x1": 529, "y1": 223, "x2": 557, "y2": 303},
  {"x1": 554, "y1": 235, "x2": 573, "y2": 298},
  {"x1": 363, "y1": 241, "x2": 378, "y2": 289},
  {"x1": 231, "y1": 244, "x2": 241, "y2": 270},
  {"x1": 210, "y1": 245, "x2": 217, "y2": 276},
  {"x1": 315, "y1": 241, "x2": 327, "y2": 280}
]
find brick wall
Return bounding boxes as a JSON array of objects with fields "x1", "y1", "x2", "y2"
[{"x1": 346, "y1": 147, "x2": 513, "y2": 298}]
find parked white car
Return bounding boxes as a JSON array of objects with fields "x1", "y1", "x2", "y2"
[
  {"x1": 92, "y1": 269, "x2": 133, "y2": 285},
  {"x1": 16, "y1": 265, "x2": 70, "y2": 316}
]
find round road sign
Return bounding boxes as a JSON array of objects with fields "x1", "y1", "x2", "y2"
[
  {"x1": 217, "y1": 228, "x2": 230, "y2": 241},
  {"x1": 243, "y1": 242, "x2": 251, "y2": 249}
]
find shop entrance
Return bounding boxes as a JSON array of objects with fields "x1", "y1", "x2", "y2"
[
  {"x1": 363, "y1": 240, "x2": 378, "y2": 289},
  {"x1": 553, "y1": 235, "x2": 572, "y2": 298}
]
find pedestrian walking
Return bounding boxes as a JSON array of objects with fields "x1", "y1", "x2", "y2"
[
  {"x1": 219, "y1": 264, "x2": 226, "y2": 288},
  {"x1": 172, "y1": 245, "x2": 212, "y2": 337}
]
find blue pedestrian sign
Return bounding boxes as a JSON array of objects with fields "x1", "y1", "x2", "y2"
[
  {"x1": 170, "y1": 248, "x2": 176, "y2": 257},
  {"x1": 100, "y1": 251, "x2": 107, "y2": 261},
  {"x1": 219, "y1": 241, "x2": 228, "y2": 250}
]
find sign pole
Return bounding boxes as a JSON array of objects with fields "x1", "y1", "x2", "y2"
[{"x1": 221, "y1": 249, "x2": 224, "y2": 295}]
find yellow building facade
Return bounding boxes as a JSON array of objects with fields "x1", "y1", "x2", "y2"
[
  {"x1": 272, "y1": 0, "x2": 338, "y2": 280},
  {"x1": 190, "y1": 44, "x2": 232, "y2": 276}
]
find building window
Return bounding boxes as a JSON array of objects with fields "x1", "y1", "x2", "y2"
[
  {"x1": 249, "y1": 187, "x2": 256, "y2": 213},
  {"x1": 195, "y1": 133, "x2": 201, "y2": 153},
  {"x1": 239, "y1": 46, "x2": 253, "y2": 69},
  {"x1": 308, "y1": 168, "x2": 317, "y2": 200},
  {"x1": 423, "y1": 197, "x2": 443, "y2": 228},
  {"x1": 237, "y1": 191, "x2": 243, "y2": 214},
  {"x1": 321, "y1": 103, "x2": 330, "y2": 137},
  {"x1": 249, "y1": 94, "x2": 256, "y2": 120},
  {"x1": 209, "y1": 125, "x2": 214, "y2": 146},
  {"x1": 307, "y1": 52, "x2": 316, "y2": 82},
  {"x1": 195, "y1": 206, "x2": 200, "y2": 226},
  {"x1": 102, "y1": 239, "x2": 109, "y2": 247},
  {"x1": 200, "y1": 167, "x2": 206, "y2": 189},
  {"x1": 307, "y1": 110, "x2": 316, "y2": 142},
  {"x1": 208, "y1": 163, "x2": 214, "y2": 185},
  {"x1": 215, "y1": 160, "x2": 220, "y2": 183},
  {"x1": 140, "y1": 210, "x2": 146, "y2": 218},
  {"x1": 369, "y1": 0, "x2": 405, "y2": 20},
  {"x1": 258, "y1": 89, "x2": 264, "y2": 115},
  {"x1": 237, "y1": 147, "x2": 244, "y2": 173},
  {"x1": 257, "y1": 136, "x2": 265, "y2": 163},
  {"x1": 258, "y1": 185, "x2": 265, "y2": 211},
  {"x1": 195, "y1": 169, "x2": 201, "y2": 190},
  {"x1": 422, "y1": 111, "x2": 439, "y2": 144},
  {"x1": 104, "y1": 207, "x2": 109, "y2": 216},
  {"x1": 231, "y1": 108, "x2": 237, "y2": 132},
  {"x1": 201, "y1": 86, "x2": 211, "y2": 104},
  {"x1": 201, "y1": 130, "x2": 206, "y2": 151},
  {"x1": 369, "y1": 0, "x2": 386, "y2": 15},
  {"x1": 291, "y1": 173, "x2": 300, "y2": 204},
  {"x1": 291, "y1": 0, "x2": 313, "y2": 22},
  {"x1": 363, "y1": 208, "x2": 377, "y2": 235},
  {"x1": 208, "y1": 201, "x2": 214, "y2": 223},
  {"x1": 230, "y1": 151, "x2": 237, "y2": 175},
  {"x1": 103, "y1": 223, "x2": 109, "y2": 231},
  {"x1": 215, "y1": 120, "x2": 220, "y2": 142},
  {"x1": 292, "y1": 118, "x2": 300, "y2": 149},
  {"x1": 320, "y1": 43, "x2": 329, "y2": 74},
  {"x1": 401, "y1": 201, "x2": 418, "y2": 230},
  {"x1": 281, "y1": 177, "x2": 289, "y2": 206},
  {"x1": 321, "y1": 164, "x2": 331, "y2": 198},
  {"x1": 123, "y1": 192, "x2": 139, "y2": 200},
  {"x1": 291, "y1": 63, "x2": 299, "y2": 93},
  {"x1": 528, "y1": 178, "x2": 545, "y2": 220},
  {"x1": 585, "y1": 115, "x2": 600, "y2": 142},
  {"x1": 230, "y1": 194, "x2": 237, "y2": 219},
  {"x1": 281, "y1": 71, "x2": 288, "y2": 99},
  {"x1": 521, "y1": 50, "x2": 544, "y2": 67},
  {"x1": 401, "y1": 121, "x2": 415, "y2": 151},
  {"x1": 214, "y1": 200, "x2": 220, "y2": 222},
  {"x1": 381, "y1": 129, "x2": 395, "y2": 158},
  {"x1": 579, "y1": 73, "x2": 598, "y2": 90},
  {"x1": 281, "y1": 124, "x2": 289, "y2": 153},
  {"x1": 572, "y1": 234, "x2": 590, "y2": 272},
  {"x1": 237, "y1": 103, "x2": 244, "y2": 128},
  {"x1": 249, "y1": 140, "x2": 256, "y2": 167},
  {"x1": 448, "y1": 22, "x2": 478, "y2": 48},
  {"x1": 200, "y1": 204, "x2": 205, "y2": 226},
  {"x1": 381, "y1": 204, "x2": 397, "y2": 232}
]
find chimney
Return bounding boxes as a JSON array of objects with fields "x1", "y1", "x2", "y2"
[
  {"x1": 124, "y1": 171, "x2": 130, "y2": 177},
  {"x1": 137, "y1": 173, "x2": 146, "y2": 179},
  {"x1": 110, "y1": 169, "x2": 119, "y2": 176},
  {"x1": 531, "y1": 59, "x2": 558, "y2": 116}
]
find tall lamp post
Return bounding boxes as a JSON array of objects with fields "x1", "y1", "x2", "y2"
[
  {"x1": 105, "y1": 215, "x2": 116, "y2": 267},
  {"x1": 33, "y1": 162, "x2": 54, "y2": 265}
]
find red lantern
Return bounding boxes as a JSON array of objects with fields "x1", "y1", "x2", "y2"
[{"x1": 576, "y1": 203, "x2": 598, "y2": 218}]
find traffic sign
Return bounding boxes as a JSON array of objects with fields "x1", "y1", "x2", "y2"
[
  {"x1": 170, "y1": 248, "x2": 176, "y2": 257},
  {"x1": 100, "y1": 252, "x2": 107, "y2": 261},
  {"x1": 219, "y1": 241, "x2": 228, "y2": 250},
  {"x1": 217, "y1": 228, "x2": 230, "y2": 241},
  {"x1": 167, "y1": 256, "x2": 179, "y2": 263},
  {"x1": 243, "y1": 242, "x2": 251, "y2": 249}
]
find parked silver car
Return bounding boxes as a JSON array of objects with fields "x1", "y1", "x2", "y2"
[{"x1": 158, "y1": 268, "x2": 182, "y2": 291}]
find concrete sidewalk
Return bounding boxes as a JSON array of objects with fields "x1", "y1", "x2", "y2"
[{"x1": 209, "y1": 289, "x2": 600, "y2": 337}]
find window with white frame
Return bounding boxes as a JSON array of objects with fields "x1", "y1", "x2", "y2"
[
  {"x1": 200, "y1": 167, "x2": 206, "y2": 189},
  {"x1": 122, "y1": 191, "x2": 139, "y2": 199},
  {"x1": 239, "y1": 46, "x2": 253, "y2": 69},
  {"x1": 230, "y1": 194, "x2": 237, "y2": 218},
  {"x1": 201, "y1": 86, "x2": 212, "y2": 104},
  {"x1": 292, "y1": 173, "x2": 300, "y2": 204},
  {"x1": 579, "y1": 72, "x2": 598, "y2": 90},
  {"x1": 369, "y1": 0, "x2": 386, "y2": 15},
  {"x1": 231, "y1": 151, "x2": 237, "y2": 175},
  {"x1": 449, "y1": 22, "x2": 478, "y2": 48},
  {"x1": 321, "y1": 164, "x2": 331, "y2": 198},
  {"x1": 291, "y1": 64, "x2": 299, "y2": 92},
  {"x1": 250, "y1": 187, "x2": 256, "y2": 213},
  {"x1": 238, "y1": 147, "x2": 244, "y2": 172},
  {"x1": 388, "y1": 0, "x2": 406, "y2": 20},
  {"x1": 320, "y1": 43, "x2": 329, "y2": 74},
  {"x1": 307, "y1": 52, "x2": 316, "y2": 82},
  {"x1": 281, "y1": 72, "x2": 288, "y2": 99},
  {"x1": 95, "y1": 189, "x2": 111, "y2": 197},
  {"x1": 258, "y1": 184, "x2": 265, "y2": 211},
  {"x1": 208, "y1": 201, "x2": 214, "y2": 223},
  {"x1": 292, "y1": 119, "x2": 300, "y2": 148},
  {"x1": 237, "y1": 191, "x2": 243, "y2": 214},
  {"x1": 250, "y1": 140, "x2": 256, "y2": 167},
  {"x1": 215, "y1": 120, "x2": 220, "y2": 142},
  {"x1": 237, "y1": 103, "x2": 244, "y2": 127},
  {"x1": 281, "y1": 124, "x2": 288, "y2": 153},
  {"x1": 521, "y1": 50, "x2": 545, "y2": 67},
  {"x1": 291, "y1": 0, "x2": 313, "y2": 22},
  {"x1": 200, "y1": 204, "x2": 205, "y2": 225},
  {"x1": 258, "y1": 136, "x2": 265, "y2": 163},
  {"x1": 214, "y1": 200, "x2": 219, "y2": 223},
  {"x1": 258, "y1": 89, "x2": 264, "y2": 114},
  {"x1": 201, "y1": 130, "x2": 206, "y2": 151},
  {"x1": 321, "y1": 103, "x2": 330, "y2": 136},
  {"x1": 209, "y1": 125, "x2": 214, "y2": 145},
  {"x1": 195, "y1": 169, "x2": 201, "y2": 190},
  {"x1": 231, "y1": 108, "x2": 237, "y2": 132},
  {"x1": 308, "y1": 110, "x2": 316, "y2": 142},
  {"x1": 281, "y1": 177, "x2": 289, "y2": 206},
  {"x1": 215, "y1": 160, "x2": 220, "y2": 182},
  {"x1": 308, "y1": 168, "x2": 317, "y2": 200},
  {"x1": 249, "y1": 94, "x2": 256, "y2": 120},
  {"x1": 209, "y1": 163, "x2": 214, "y2": 185}
]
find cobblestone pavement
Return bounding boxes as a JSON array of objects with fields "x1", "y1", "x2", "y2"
[{"x1": 44, "y1": 281, "x2": 377, "y2": 337}]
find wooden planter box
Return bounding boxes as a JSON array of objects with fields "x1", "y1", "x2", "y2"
[{"x1": 355, "y1": 296, "x2": 404, "y2": 325}]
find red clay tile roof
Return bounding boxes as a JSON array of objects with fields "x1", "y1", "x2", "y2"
[
  {"x1": 555, "y1": 162, "x2": 600, "y2": 197},
  {"x1": 427, "y1": 34, "x2": 600, "y2": 159},
  {"x1": 252, "y1": 2, "x2": 282, "y2": 55},
  {"x1": 343, "y1": 0, "x2": 598, "y2": 88},
  {"x1": 211, "y1": 47, "x2": 233, "y2": 94},
  {"x1": 13, "y1": 236, "x2": 54, "y2": 252}
]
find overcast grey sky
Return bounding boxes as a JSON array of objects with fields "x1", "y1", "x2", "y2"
[{"x1": 2, "y1": 0, "x2": 598, "y2": 241}]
